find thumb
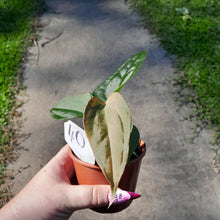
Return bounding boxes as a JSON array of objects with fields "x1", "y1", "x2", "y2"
[{"x1": 66, "y1": 184, "x2": 111, "y2": 211}]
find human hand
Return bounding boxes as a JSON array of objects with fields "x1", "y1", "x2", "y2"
[
  {"x1": 0, "y1": 145, "x2": 111, "y2": 220},
  {"x1": 1, "y1": 144, "x2": 140, "y2": 220}
]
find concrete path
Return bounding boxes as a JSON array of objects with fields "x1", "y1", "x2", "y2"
[{"x1": 8, "y1": 0, "x2": 220, "y2": 219}]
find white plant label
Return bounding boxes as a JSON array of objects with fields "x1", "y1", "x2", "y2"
[{"x1": 64, "y1": 120, "x2": 95, "y2": 164}]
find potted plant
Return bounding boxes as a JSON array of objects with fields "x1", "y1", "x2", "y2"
[{"x1": 50, "y1": 51, "x2": 147, "y2": 213}]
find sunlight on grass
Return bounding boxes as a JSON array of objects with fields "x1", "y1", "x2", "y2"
[
  {"x1": 0, "y1": 0, "x2": 45, "y2": 203},
  {"x1": 130, "y1": 0, "x2": 220, "y2": 143}
]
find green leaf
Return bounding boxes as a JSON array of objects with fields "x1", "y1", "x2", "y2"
[
  {"x1": 83, "y1": 93, "x2": 132, "y2": 206},
  {"x1": 182, "y1": 14, "x2": 192, "y2": 21},
  {"x1": 176, "y1": 7, "x2": 189, "y2": 15},
  {"x1": 50, "y1": 93, "x2": 93, "y2": 119},
  {"x1": 92, "y1": 51, "x2": 146, "y2": 102},
  {"x1": 128, "y1": 125, "x2": 140, "y2": 163}
]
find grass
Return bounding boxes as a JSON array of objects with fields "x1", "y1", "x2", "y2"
[
  {"x1": 130, "y1": 0, "x2": 220, "y2": 144},
  {"x1": 0, "y1": 0, "x2": 45, "y2": 205}
]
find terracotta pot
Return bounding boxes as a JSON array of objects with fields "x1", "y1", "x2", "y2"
[{"x1": 68, "y1": 140, "x2": 146, "y2": 213}]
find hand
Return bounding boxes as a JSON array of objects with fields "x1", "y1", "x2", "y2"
[{"x1": 0, "y1": 145, "x2": 110, "y2": 220}]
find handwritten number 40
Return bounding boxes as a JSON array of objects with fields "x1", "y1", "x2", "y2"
[{"x1": 68, "y1": 124, "x2": 85, "y2": 148}]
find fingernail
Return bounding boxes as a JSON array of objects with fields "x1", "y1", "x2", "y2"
[{"x1": 107, "y1": 189, "x2": 141, "y2": 204}]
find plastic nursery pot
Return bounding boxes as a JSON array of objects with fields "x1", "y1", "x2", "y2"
[{"x1": 68, "y1": 140, "x2": 146, "y2": 213}]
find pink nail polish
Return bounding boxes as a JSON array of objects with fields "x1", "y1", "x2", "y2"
[{"x1": 108, "y1": 189, "x2": 141, "y2": 204}]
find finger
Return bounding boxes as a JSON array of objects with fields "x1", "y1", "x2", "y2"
[
  {"x1": 54, "y1": 144, "x2": 70, "y2": 161},
  {"x1": 66, "y1": 185, "x2": 110, "y2": 210},
  {"x1": 53, "y1": 145, "x2": 75, "y2": 179}
]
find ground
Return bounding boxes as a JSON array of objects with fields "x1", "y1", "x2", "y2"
[{"x1": 5, "y1": 0, "x2": 220, "y2": 219}]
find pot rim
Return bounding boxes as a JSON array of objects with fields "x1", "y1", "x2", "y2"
[{"x1": 68, "y1": 139, "x2": 146, "y2": 170}]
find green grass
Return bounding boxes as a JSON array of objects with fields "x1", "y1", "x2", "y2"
[
  {"x1": 0, "y1": 0, "x2": 45, "y2": 203},
  {"x1": 130, "y1": 0, "x2": 220, "y2": 143}
]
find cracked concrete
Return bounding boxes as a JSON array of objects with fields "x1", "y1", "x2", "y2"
[{"x1": 7, "y1": 0, "x2": 220, "y2": 219}]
